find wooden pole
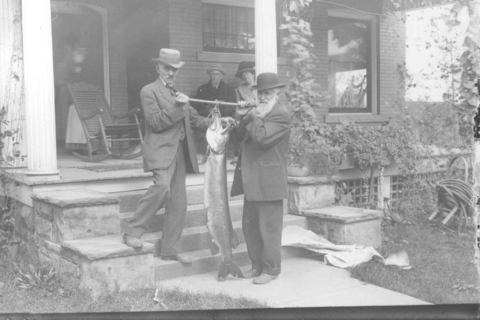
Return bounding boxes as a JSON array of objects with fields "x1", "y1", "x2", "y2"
[{"x1": 188, "y1": 98, "x2": 240, "y2": 107}]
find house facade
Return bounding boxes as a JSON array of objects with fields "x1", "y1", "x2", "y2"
[
  {"x1": 0, "y1": 0, "x2": 406, "y2": 182},
  {"x1": 2, "y1": 0, "x2": 441, "y2": 295}
]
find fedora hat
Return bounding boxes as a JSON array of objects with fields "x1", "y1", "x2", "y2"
[
  {"x1": 252, "y1": 72, "x2": 286, "y2": 91},
  {"x1": 152, "y1": 48, "x2": 185, "y2": 68},
  {"x1": 206, "y1": 64, "x2": 226, "y2": 75},
  {"x1": 235, "y1": 60, "x2": 255, "y2": 78}
]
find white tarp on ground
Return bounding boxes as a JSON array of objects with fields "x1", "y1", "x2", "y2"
[{"x1": 281, "y1": 225, "x2": 411, "y2": 269}]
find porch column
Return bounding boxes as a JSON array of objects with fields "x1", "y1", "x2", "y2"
[
  {"x1": 22, "y1": 0, "x2": 59, "y2": 180},
  {"x1": 255, "y1": 0, "x2": 278, "y2": 75}
]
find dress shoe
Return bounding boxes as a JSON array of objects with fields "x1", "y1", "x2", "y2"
[
  {"x1": 161, "y1": 253, "x2": 193, "y2": 264},
  {"x1": 123, "y1": 234, "x2": 143, "y2": 248},
  {"x1": 243, "y1": 269, "x2": 261, "y2": 278},
  {"x1": 252, "y1": 273, "x2": 278, "y2": 285}
]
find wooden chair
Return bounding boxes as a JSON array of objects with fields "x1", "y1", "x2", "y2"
[{"x1": 67, "y1": 82, "x2": 143, "y2": 162}]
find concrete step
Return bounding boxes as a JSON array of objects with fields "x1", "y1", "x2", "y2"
[
  {"x1": 119, "y1": 199, "x2": 245, "y2": 232},
  {"x1": 113, "y1": 183, "x2": 244, "y2": 213},
  {"x1": 153, "y1": 215, "x2": 309, "y2": 281},
  {"x1": 141, "y1": 214, "x2": 308, "y2": 254}
]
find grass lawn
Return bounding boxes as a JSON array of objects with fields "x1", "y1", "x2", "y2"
[
  {"x1": 0, "y1": 256, "x2": 266, "y2": 313},
  {"x1": 350, "y1": 219, "x2": 479, "y2": 304}
]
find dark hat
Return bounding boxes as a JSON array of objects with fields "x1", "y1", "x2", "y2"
[
  {"x1": 206, "y1": 64, "x2": 226, "y2": 75},
  {"x1": 235, "y1": 60, "x2": 255, "y2": 78},
  {"x1": 252, "y1": 72, "x2": 286, "y2": 91},
  {"x1": 152, "y1": 48, "x2": 185, "y2": 68}
]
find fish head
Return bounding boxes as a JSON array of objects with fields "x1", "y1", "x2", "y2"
[{"x1": 206, "y1": 107, "x2": 234, "y2": 154}]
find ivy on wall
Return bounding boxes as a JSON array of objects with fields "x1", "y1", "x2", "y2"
[{"x1": 281, "y1": 0, "x2": 478, "y2": 212}]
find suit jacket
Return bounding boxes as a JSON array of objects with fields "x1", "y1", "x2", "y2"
[
  {"x1": 231, "y1": 104, "x2": 291, "y2": 201},
  {"x1": 140, "y1": 78, "x2": 211, "y2": 172}
]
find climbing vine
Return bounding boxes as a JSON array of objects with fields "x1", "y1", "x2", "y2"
[
  {"x1": 0, "y1": 0, "x2": 25, "y2": 261},
  {"x1": 280, "y1": 0, "x2": 478, "y2": 214},
  {"x1": 281, "y1": 0, "x2": 427, "y2": 179}
]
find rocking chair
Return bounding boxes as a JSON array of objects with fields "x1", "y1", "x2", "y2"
[{"x1": 67, "y1": 82, "x2": 143, "y2": 162}]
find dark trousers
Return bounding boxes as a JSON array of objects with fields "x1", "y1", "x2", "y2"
[
  {"x1": 124, "y1": 140, "x2": 187, "y2": 256},
  {"x1": 242, "y1": 199, "x2": 284, "y2": 275}
]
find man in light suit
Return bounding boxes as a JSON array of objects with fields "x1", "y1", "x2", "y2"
[
  {"x1": 123, "y1": 48, "x2": 231, "y2": 264},
  {"x1": 231, "y1": 72, "x2": 291, "y2": 284}
]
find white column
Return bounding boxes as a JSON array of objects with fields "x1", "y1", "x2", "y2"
[
  {"x1": 255, "y1": 0, "x2": 278, "y2": 75},
  {"x1": 22, "y1": 0, "x2": 59, "y2": 179}
]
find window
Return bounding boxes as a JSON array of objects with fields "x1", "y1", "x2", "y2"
[
  {"x1": 202, "y1": 3, "x2": 255, "y2": 53},
  {"x1": 328, "y1": 13, "x2": 377, "y2": 113}
]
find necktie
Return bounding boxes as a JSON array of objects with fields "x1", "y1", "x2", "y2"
[
  {"x1": 166, "y1": 83, "x2": 176, "y2": 97},
  {"x1": 166, "y1": 83, "x2": 186, "y2": 140}
]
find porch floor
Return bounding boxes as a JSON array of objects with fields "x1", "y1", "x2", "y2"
[{"x1": 13, "y1": 147, "x2": 237, "y2": 187}]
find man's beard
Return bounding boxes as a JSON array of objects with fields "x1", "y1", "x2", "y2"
[
  {"x1": 211, "y1": 79, "x2": 220, "y2": 88},
  {"x1": 257, "y1": 96, "x2": 277, "y2": 114}
]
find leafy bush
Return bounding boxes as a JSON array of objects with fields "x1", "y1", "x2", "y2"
[
  {"x1": 15, "y1": 263, "x2": 58, "y2": 292},
  {"x1": 288, "y1": 128, "x2": 343, "y2": 176},
  {"x1": 0, "y1": 196, "x2": 13, "y2": 259}
]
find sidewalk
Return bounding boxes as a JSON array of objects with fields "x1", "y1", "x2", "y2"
[{"x1": 157, "y1": 254, "x2": 430, "y2": 308}]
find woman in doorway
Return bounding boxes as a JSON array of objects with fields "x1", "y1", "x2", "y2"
[{"x1": 54, "y1": 34, "x2": 88, "y2": 153}]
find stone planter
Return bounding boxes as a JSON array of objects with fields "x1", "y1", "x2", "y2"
[
  {"x1": 287, "y1": 165, "x2": 310, "y2": 177},
  {"x1": 287, "y1": 175, "x2": 339, "y2": 215}
]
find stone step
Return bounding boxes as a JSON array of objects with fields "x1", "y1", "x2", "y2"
[
  {"x1": 113, "y1": 183, "x2": 244, "y2": 213},
  {"x1": 57, "y1": 215, "x2": 309, "y2": 296},
  {"x1": 141, "y1": 213, "x2": 307, "y2": 254},
  {"x1": 119, "y1": 199, "x2": 245, "y2": 232},
  {"x1": 153, "y1": 215, "x2": 309, "y2": 281},
  {"x1": 32, "y1": 189, "x2": 121, "y2": 243},
  {"x1": 60, "y1": 234, "x2": 155, "y2": 299}
]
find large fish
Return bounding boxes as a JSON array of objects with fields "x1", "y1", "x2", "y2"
[{"x1": 204, "y1": 106, "x2": 244, "y2": 281}]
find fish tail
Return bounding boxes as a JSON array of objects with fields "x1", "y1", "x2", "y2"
[{"x1": 217, "y1": 261, "x2": 245, "y2": 282}]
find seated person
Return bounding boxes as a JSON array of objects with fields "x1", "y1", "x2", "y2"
[
  {"x1": 192, "y1": 64, "x2": 237, "y2": 155},
  {"x1": 235, "y1": 60, "x2": 257, "y2": 106},
  {"x1": 193, "y1": 64, "x2": 237, "y2": 118}
]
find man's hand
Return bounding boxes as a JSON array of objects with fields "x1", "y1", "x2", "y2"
[
  {"x1": 221, "y1": 117, "x2": 236, "y2": 126},
  {"x1": 174, "y1": 92, "x2": 189, "y2": 105},
  {"x1": 235, "y1": 100, "x2": 253, "y2": 117}
]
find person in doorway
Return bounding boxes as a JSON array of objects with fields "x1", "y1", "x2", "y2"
[
  {"x1": 193, "y1": 64, "x2": 237, "y2": 155},
  {"x1": 231, "y1": 72, "x2": 291, "y2": 284},
  {"x1": 122, "y1": 48, "x2": 233, "y2": 264},
  {"x1": 53, "y1": 34, "x2": 87, "y2": 149}
]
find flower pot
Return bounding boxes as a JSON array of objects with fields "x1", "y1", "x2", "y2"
[{"x1": 287, "y1": 165, "x2": 310, "y2": 177}]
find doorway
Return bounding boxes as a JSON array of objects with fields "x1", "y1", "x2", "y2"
[{"x1": 50, "y1": 2, "x2": 109, "y2": 152}]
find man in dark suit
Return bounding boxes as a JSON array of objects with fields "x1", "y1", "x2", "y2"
[
  {"x1": 192, "y1": 64, "x2": 237, "y2": 156},
  {"x1": 231, "y1": 72, "x2": 291, "y2": 284},
  {"x1": 123, "y1": 48, "x2": 231, "y2": 264},
  {"x1": 193, "y1": 64, "x2": 237, "y2": 118}
]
